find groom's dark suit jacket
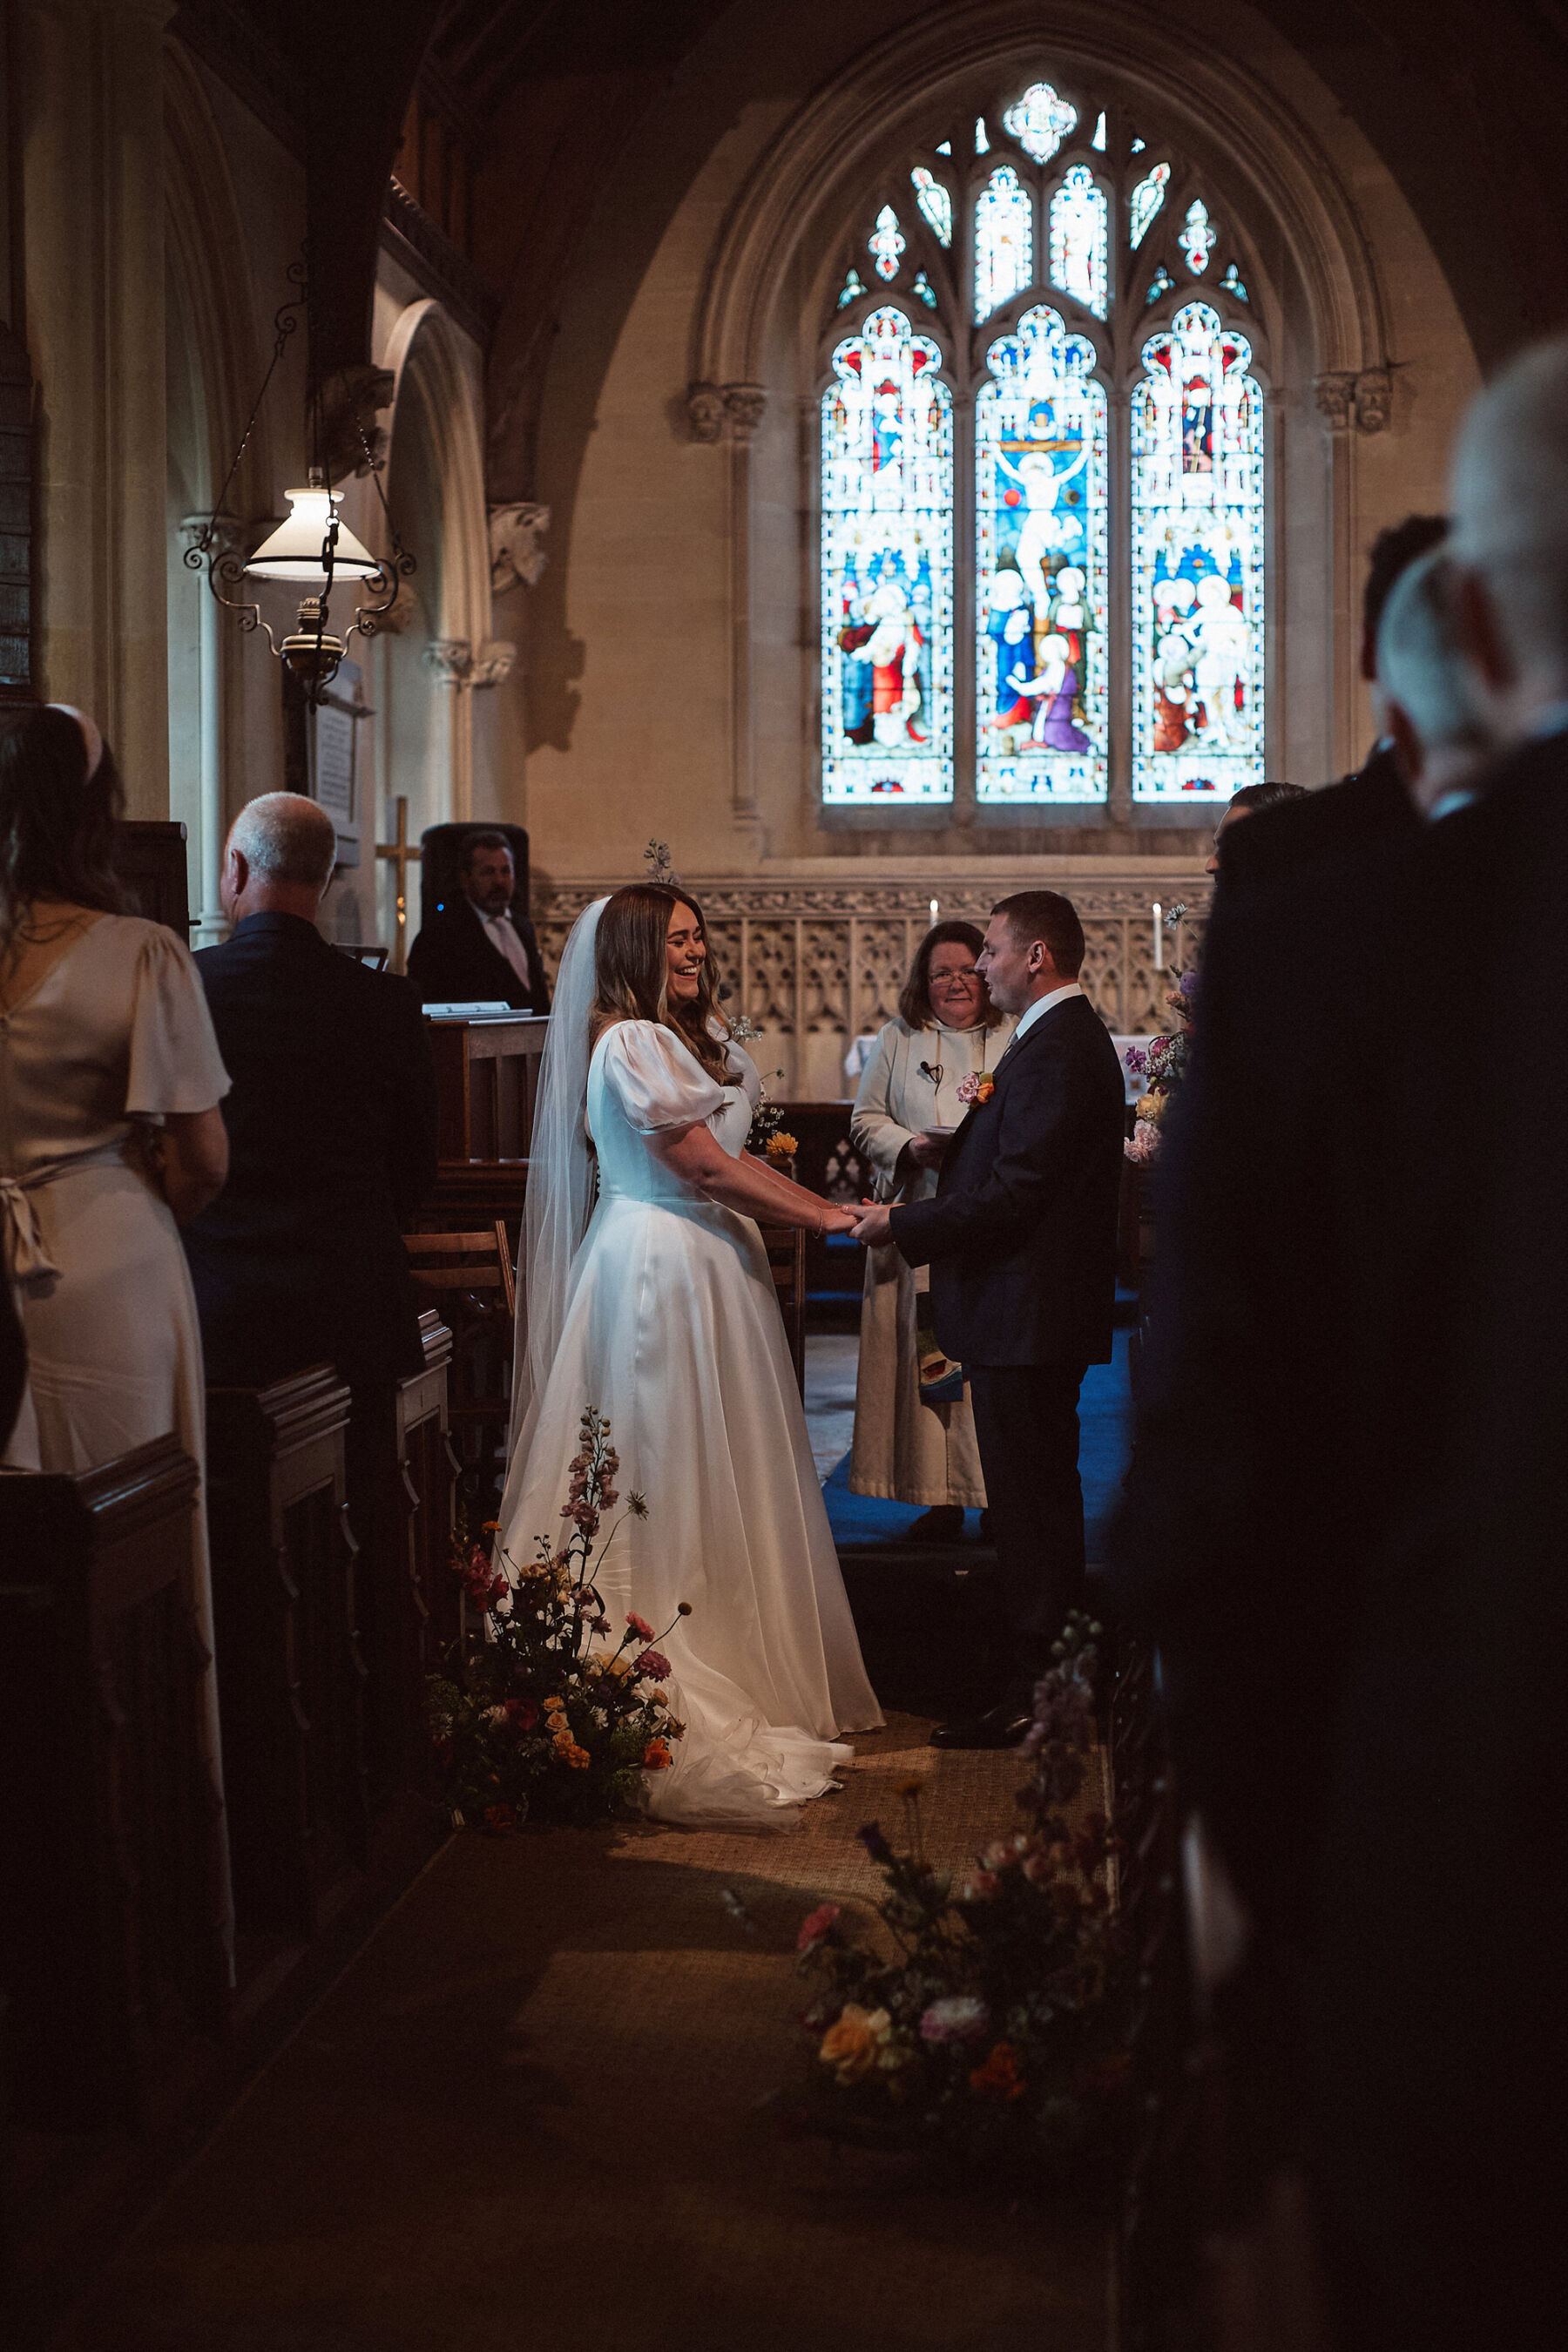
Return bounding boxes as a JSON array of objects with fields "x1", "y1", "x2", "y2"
[{"x1": 889, "y1": 991, "x2": 1126, "y2": 1366}]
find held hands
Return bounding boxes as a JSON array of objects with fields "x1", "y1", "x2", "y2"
[
  {"x1": 848, "y1": 1199, "x2": 895, "y2": 1247},
  {"x1": 819, "y1": 1202, "x2": 860, "y2": 1238}
]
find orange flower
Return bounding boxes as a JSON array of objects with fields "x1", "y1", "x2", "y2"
[
  {"x1": 970, "y1": 2041, "x2": 1025, "y2": 2100},
  {"x1": 642, "y1": 1738, "x2": 672, "y2": 1770},
  {"x1": 766, "y1": 1132, "x2": 799, "y2": 1160},
  {"x1": 818, "y1": 2004, "x2": 892, "y2": 2085}
]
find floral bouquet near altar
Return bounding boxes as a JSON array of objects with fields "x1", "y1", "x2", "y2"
[
  {"x1": 789, "y1": 1617, "x2": 1131, "y2": 2173},
  {"x1": 1124, "y1": 965, "x2": 1199, "y2": 1167},
  {"x1": 426, "y1": 1407, "x2": 688, "y2": 1828},
  {"x1": 727, "y1": 1012, "x2": 794, "y2": 1160}
]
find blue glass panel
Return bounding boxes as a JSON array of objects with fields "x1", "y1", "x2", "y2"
[
  {"x1": 1049, "y1": 165, "x2": 1108, "y2": 317},
  {"x1": 1132, "y1": 301, "x2": 1265, "y2": 802},
  {"x1": 976, "y1": 305, "x2": 1108, "y2": 803},
  {"x1": 821, "y1": 306, "x2": 954, "y2": 803},
  {"x1": 975, "y1": 164, "x2": 1032, "y2": 321}
]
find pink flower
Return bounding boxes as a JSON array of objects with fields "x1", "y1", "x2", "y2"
[
  {"x1": 956, "y1": 1071, "x2": 995, "y2": 1107},
  {"x1": 797, "y1": 1903, "x2": 841, "y2": 1952},
  {"x1": 626, "y1": 1612, "x2": 656, "y2": 1641},
  {"x1": 634, "y1": 1647, "x2": 672, "y2": 1681},
  {"x1": 919, "y1": 1995, "x2": 990, "y2": 2044}
]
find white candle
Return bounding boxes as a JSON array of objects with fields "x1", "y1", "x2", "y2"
[
  {"x1": 929, "y1": 896, "x2": 940, "y2": 927},
  {"x1": 1152, "y1": 902, "x2": 1164, "y2": 970}
]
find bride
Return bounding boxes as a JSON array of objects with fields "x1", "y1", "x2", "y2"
[{"x1": 495, "y1": 882, "x2": 883, "y2": 1827}]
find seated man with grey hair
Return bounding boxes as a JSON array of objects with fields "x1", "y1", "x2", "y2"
[
  {"x1": 1373, "y1": 544, "x2": 1493, "y2": 819},
  {"x1": 181, "y1": 791, "x2": 437, "y2": 1392}
]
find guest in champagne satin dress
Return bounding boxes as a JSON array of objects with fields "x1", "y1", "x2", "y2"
[{"x1": 0, "y1": 704, "x2": 233, "y2": 1955}]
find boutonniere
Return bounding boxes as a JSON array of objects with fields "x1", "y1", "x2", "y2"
[{"x1": 956, "y1": 1071, "x2": 995, "y2": 1107}]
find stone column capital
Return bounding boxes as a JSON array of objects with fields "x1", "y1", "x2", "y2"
[{"x1": 424, "y1": 638, "x2": 474, "y2": 687}]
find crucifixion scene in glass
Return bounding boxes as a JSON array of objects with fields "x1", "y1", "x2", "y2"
[{"x1": 819, "y1": 79, "x2": 1264, "y2": 808}]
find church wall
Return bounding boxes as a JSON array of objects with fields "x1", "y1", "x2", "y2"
[{"x1": 521, "y1": 3, "x2": 1477, "y2": 878}]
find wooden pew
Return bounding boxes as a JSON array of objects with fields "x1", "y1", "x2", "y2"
[
  {"x1": 204, "y1": 1369, "x2": 368, "y2": 1947},
  {"x1": 0, "y1": 1436, "x2": 226, "y2": 2129},
  {"x1": 354, "y1": 1314, "x2": 459, "y2": 1805}
]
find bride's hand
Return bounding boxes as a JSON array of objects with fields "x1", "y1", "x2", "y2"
[{"x1": 820, "y1": 1202, "x2": 860, "y2": 1237}]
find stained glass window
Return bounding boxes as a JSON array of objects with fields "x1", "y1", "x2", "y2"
[
  {"x1": 1129, "y1": 162, "x2": 1169, "y2": 248},
  {"x1": 869, "y1": 206, "x2": 906, "y2": 281},
  {"x1": 1131, "y1": 301, "x2": 1264, "y2": 803},
  {"x1": 1179, "y1": 200, "x2": 1216, "y2": 274},
  {"x1": 821, "y1": 305, "x2": 954, "y2": 803},
  {"x1": 911, "y1": 168, "x2": 952, "y2": 247},
  {"x1": 821, "y1": 98, "x2": 1272, "y2": 818},
  {"x1": 1003, "y1": 81, "x2": 1077, "y2": 163},
  {"x1": 1049, "y1": 166, "x2": 1108, "y2": 317},
  {"x1": 975, "y1": 164, "x2": 1032, "y2": 321},
  {"x1": 976, "y1": 305, "x2": 1107, "y2": 802}
]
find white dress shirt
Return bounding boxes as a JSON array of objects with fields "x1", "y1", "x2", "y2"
[
  {"x1": 476, "y1": 902, "x2": 534, "y2": 993},
  {"x1": 1005, "y1": 979, "x2": 1084, "y2": 1052}
]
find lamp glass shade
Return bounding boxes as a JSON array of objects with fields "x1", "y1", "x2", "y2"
[{"x1": 244, "y1": 486, "x2": 382, "y2": 582}]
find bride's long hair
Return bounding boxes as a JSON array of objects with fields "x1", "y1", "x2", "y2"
[{"x1": 590, "y1": 883, "x2": 731, "y2": 1083}]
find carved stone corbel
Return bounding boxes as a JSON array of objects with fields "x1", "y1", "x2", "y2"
[
  {"x1": 1354, "y1": 368, "x2": 1392, "y2": 434},
  {"x1": 488, "y1": 502, "x2": 550, "y2": 593},
  {"x1": 1313, "y1": 372, "x2": 1357, "y2": 433},
  {"x1": 470, "y1": 639, "x2": 516, "y2": 689},
  {"x1": 1314, "y1": 368, "x2": 1393, "y2": 435},
  {"x1": 423, "y1": 639, "x2": 473, "y2": 687},
  {"x1": 686, "y1": 382, "x2": 727, "y2": 443},
  {"x1": 722, "y1": 383, "x2": 767, "y2": 443}
]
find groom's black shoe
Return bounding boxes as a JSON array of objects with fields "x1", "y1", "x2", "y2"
[{"x1": 929, "y1": 1693, "x2": 1034, "y2": 1750}]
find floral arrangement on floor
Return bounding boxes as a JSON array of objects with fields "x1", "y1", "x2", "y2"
[
  {"x1": 791, "y1": 1615, "x2": 1130, "y2": 2173},
  {"x1": 1124, "y1": 951, "x2": 1199, "y2": 1167},
  {"x1": 426, "y1": 1408, "x2": 688, "y2": 1829}
]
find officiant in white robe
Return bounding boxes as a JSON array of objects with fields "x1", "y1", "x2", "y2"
[{"x1": 848, "y1": 924, "x2": 1013, "y2": 1526}]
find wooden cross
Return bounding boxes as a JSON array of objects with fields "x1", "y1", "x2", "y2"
[{"x1": 375, "y1": 794, "x2": 421, "y2": 973}]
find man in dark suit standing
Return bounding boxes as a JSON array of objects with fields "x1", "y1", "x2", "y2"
[
  {"x1": 850, "y1": 890, "x2": 1125, "y2": 1747},
  {"x1": 1109, "y1": 343, "x2": 1568, "y2": 2349},
  {"x1": 406, "y1": 829, "x2": 550, "y2": 1013},
  {"x1": 182, "y1": 794, "x2": 438, "y2": 1393}
]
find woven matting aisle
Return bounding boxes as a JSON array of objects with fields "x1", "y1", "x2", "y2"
[{"x1": 57, "y1": 1714, "x2": 1112, "y2": 2352}]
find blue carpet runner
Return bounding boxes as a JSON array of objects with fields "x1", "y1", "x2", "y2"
[{"x1": 823, "y1": 1327, "x2": 1134, "y2": 1562}]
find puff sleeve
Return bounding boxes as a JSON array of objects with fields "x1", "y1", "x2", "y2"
[
  {"x1": 598, "y1": 1020, "x2": 729, "y2": 1133},
  {"x1": 124, "y1": 924, "x2": 231, "y2": 1116}
]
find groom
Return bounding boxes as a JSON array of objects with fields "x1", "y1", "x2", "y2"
[{"x1": 848, "y1": 891, "x2": 1125, "y2": 1747}]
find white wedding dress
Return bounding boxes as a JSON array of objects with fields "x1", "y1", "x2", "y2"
[{"x1": 495, "y1": 990, "x2": 883, "y2": 1828}]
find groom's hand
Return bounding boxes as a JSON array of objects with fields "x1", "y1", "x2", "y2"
[{"x1": 849, "y1": 1200, "x2": 894, "y2": 1247}]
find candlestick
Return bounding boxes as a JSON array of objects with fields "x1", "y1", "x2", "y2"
[
  {"x1": 929, "y1": 896, "x2": 940, "y2": 927},
  {"x1": 1152, "y1": 902, "x2": 1164, "y2": 971}
]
